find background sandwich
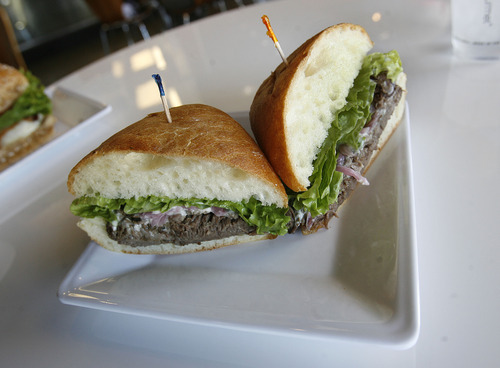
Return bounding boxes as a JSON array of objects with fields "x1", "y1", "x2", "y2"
[
  {"x1": 250, "y1": 23, "x2": 407, "y2": 234},
  {"x1": 68, "y1": 104, "x2": 290, "y2": 255},
  {"x1": 0, "y1": 63, "x2": 55, "y2": 171}
]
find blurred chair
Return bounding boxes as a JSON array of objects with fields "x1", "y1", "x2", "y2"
[
  {"x1": 85, "y1": 0, "x2": 161, "y2": 54},
  {"x1": 148, "y1": 0, "x2": 174, "y2": 28},
  {"x1": 161, "y1": 0, "x2": 235, "y2": 24},
  {"x1": 0, "y1": 6, "x2": 27, "y2": 69}
]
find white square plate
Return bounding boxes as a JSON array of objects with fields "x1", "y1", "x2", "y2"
[{"x1": 58, "y1": 104, "x2": 419, "y2": 349}]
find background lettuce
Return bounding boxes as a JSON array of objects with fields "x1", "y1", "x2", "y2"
[{"x1": 0, "y1": 70, "x2": 52, "y2": 131}]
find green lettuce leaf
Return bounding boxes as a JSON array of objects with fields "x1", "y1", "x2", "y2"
[
  {"x1": 290, "y1": 50, "x2": 403, "y2": 217},
  {"x1": 0, "y1": 69, "x2": 52, "y2": 131},
  {"x1": 70, "y1": 195, "x2": 290, "y2": 236}
]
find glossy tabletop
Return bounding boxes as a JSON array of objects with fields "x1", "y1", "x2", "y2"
[{"x1": 1, "y1": 0, "x2": 499, "y2": 367}]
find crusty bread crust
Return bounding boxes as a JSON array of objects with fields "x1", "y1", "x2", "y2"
[
  {"x1": 0, "y1": 63, "x2": 29, "y2": 114},
  {"x1": 0, "y1": 114, "x2": 55, "y2": 171},
  {"x1": 250, "y1": 23, "x2": 373, "y2": 192},
  {"x1": 78, "y1": 217, "x2": 276, "y2": 255},
  {"x1": 68, "y1": 104, "x2": 287, "y2": 207}
]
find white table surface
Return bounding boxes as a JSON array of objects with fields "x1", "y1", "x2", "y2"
[{"x1": 1, "y1": 0, "x2": 499, "y2": 367}]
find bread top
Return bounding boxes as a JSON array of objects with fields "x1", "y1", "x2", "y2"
[
  {"x1": 0, "y1": 64, "x2": 29, "y2": 114},
  {"x1": 250, "y1": 23, "x2": 373, "y2": 192},
  {"x1": 68, "y1": 104, "x2": 288, "y2": 207}
]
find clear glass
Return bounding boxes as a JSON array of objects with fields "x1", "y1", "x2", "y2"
[{"x1": 451, "y1": 0, "x2": 500, "y2": 59}]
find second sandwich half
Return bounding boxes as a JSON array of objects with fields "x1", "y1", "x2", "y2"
[{"x1": 68, "y1": 104, "x2": 290, "y2": 254}]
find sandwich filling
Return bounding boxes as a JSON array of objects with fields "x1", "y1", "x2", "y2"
[
  {"x1": 0, "y1": 114, "x2": 43, "y2": 146},
  {"x1": 107, "y1": 207, "x2": 256, "y2": 246},
  {"x1": 287, "y1": 51, "x2": 404, "y2": 233},
  {"x1": 70, "y1": 195, "x2": 290, "y2": 246},
  {"x1": 0, "y1": 69, "x2": 52, "y2": 140}
]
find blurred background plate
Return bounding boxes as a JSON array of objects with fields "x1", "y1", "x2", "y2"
[{"x1": 0, "y1": 87, "x2": 111, "y2": 222}]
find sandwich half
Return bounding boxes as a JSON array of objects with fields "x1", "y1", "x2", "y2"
[
  {"x1": 0, "y1": 63, "x2": 55, "y2": 171},
  {"x1": 250, "y1": 23, "x2": 407, "y2": 234},
  {"x1": 68, "y1": 104, "x2": 290, "y2": 254}
]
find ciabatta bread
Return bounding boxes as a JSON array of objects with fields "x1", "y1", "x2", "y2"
[
  {"x1": 68, "y1": 104, "x2": 289, "y2": 254},
  {"x1": 250, "y1": 23, "x2": 407, "y2": 235},
  {"x1": 0, "y1": 64, "x2": 28, "y2": 114},
  {"x1": 250, "y1": 23, "x2": 374, "y2": 191},
  {"x1": 68, "y1": 104, "x2": 287, "y2": 207}
]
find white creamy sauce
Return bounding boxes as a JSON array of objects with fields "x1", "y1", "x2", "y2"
[
  {"x1": 294, "y1": 209, "x2": 306, "y2": 225},
  {"x1": 1, "y1": 114, "x2": 43, "y2": 146},
  {"x1": 163, "y1": 206, "x2": 213, "y2": 217}
]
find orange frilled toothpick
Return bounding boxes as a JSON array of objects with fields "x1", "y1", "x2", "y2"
[{"x1": 261, "y1": 15, "x2": 288, "y2": 66}]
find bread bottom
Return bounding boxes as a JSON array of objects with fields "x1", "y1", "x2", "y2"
[
  {"x1": 0, "y1": 114, "x2": 56, "y2": 171},
  {"x1": 78, "y1": 217, "x2": 276, "y2": 255}
]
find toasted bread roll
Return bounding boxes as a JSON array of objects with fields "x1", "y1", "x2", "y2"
[
  {"x1": 250, "y1": 24, "x2": 407, "y2": 234},
  {"x1": 250, "y1": 24, "x2": 374, "y2": 191},
  {"x1": 68, "y1": 104, "x2": 290, "y2": 254},
  {"x1": 0, "y1": 64, "x2": 29, "y2": 114}
]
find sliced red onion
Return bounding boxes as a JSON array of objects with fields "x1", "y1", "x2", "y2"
[
  {"x1": 165, "y1": 206, "x2": 187, "y2": 216},
  {"x1": 139, "y1": 212, "x2": 170, "y2": 227},
  {"x1": 211, "y1": 207, "x2": 232, "y2": 217},
  {"x1": 336, "y1": 165, "x2": 370, "y2": 185},
  {"x1": 138, "y1": 206, "x2": 234, "y2": 227}
]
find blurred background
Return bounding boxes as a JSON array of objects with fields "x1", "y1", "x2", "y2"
[{"x1": 0, "y1": 0, "x2": 264, "y2": 85}]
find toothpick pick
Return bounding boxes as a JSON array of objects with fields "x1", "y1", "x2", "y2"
[
  {"x1": 152, "y1": 74, "x2": 172, "y2": 123},
  {"x1": 261, "y1": 15, "x2": 288, "y2": 66}
]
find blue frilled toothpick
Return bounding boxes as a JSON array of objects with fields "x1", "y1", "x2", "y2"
[{"x1": 152, "y1": 73, "x2": 172, "y2": 123}]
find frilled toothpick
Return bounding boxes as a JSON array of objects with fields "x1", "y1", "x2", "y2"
[
  {"x1": 261, "y1": 15, "x2": 288, "y2": 66},
  {"x1": 152, "y1": 73, "x2": 172, "y2": 123}
]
